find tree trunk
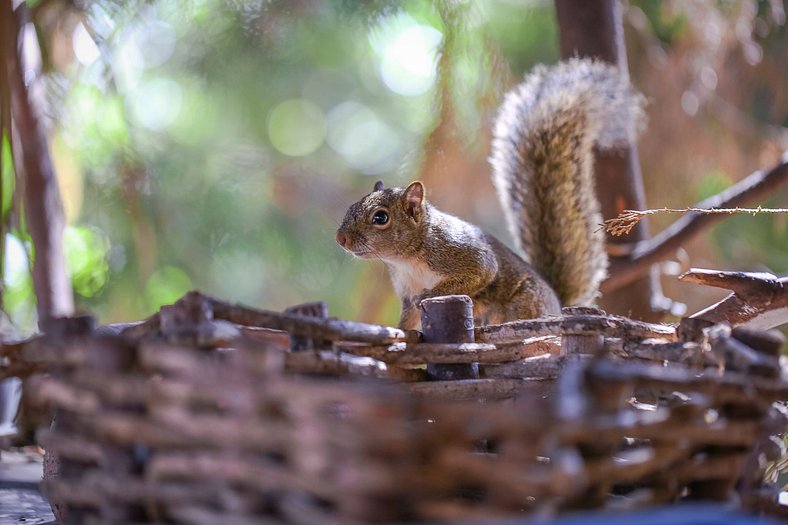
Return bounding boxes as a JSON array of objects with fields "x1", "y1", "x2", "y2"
[{"x1": 554, "y1": 0, "x2": 671, "y2": 321}]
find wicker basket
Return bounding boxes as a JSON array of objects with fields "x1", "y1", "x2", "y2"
[{"x1": 17, "y1": 291, "x2": 788, "y2": 524}]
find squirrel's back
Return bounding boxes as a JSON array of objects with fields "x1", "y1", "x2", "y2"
[{"x1": 490, "y1": 58, "x2": 646, "y2": 306}]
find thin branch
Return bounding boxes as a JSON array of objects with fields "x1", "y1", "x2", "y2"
[
  {"x1": 602, "y1": 153, "x2": 788, "y2": 294},
  {"x1": 2, "y1": 0, "x2": 73, "y2": 322},
  {"x1": 605, "y1": 206, "x2": 788, "y2": 237}
]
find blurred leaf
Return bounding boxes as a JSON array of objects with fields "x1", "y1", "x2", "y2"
[
  {"x1": 34, "y1": 0, "x2": 785, "y2": 328},
  {"x1": 145, "y1": 265, "x2": 193, "y2": 310},
  {"x1": 632, "y1": 0, "x2": 688, "y2": 44},
  {"x1": 63, "y1": 225, "x2": 110, "y2": 298},
  {"x1": 1, "y1": 135, "x2": 14, "y2": 220},
  {"x1": 482, "y1": 0, "x2": 559, "y2": 75},
  {"x1": 3, "y1": 233, "x2": 35, "y2": 332},
  {"x1": 711, "y1": 198, "x2": 788, "y2": 272},
  {"x1": 695, "y1": 170, "x2": 732, "y2": 200}
]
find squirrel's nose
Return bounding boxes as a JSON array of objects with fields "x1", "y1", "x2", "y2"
[{"x1": 336, "y1": 231, "x2": 348, "y2": 249}]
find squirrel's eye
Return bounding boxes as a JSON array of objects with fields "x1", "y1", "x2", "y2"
[{"x1": 371, "y1": 210, "x2": 389, "y2": 226}]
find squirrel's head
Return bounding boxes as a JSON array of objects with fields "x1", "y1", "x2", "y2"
[{"x1": 336, "y1": 180, "x2": 428, "y2": 260}]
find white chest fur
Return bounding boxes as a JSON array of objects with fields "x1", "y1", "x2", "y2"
[{"x1": 384, "y1": 258, "x2": 444, "y2": 299}]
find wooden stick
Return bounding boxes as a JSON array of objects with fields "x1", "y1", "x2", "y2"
[
  {"x1": 586, "y1": 358, "x2": 788, "y2": 404},
  {"x1": 680, "y1": 269, "x2": 788, "y2": 329},
  {"x1": 408, "y1": 378, "x2": 522, "y2": 401},
  {"x1": 284, "y1": 351, "x2": 424, "y2": 382},
  {"x1": 208, "y1": 295, "x2": 416, "y2": 344},
  {"x1": 113, "y1": 292, "x2": 418, "y2": 345},
  {"x1": 606, "y1": 339, "x2": 708, "y2": 365},
  {"x1": 481, "y1": 354, "x2": 568, "y2": 380},
  {"x1": 336, "y1": 338, "x2": 558, "y2": 365},
  {"x1": 679, "y1": 268, "x2": 784, "y2": 298},
  {"x1": 1, "y1": 1, "x2": 74, "y2": 322},
  {"x1": 284, "y1": 301, "x2": 330, "y2": 351},
  {"x1": 475, "y1": 314, "x2": 675, "y2": 344}
]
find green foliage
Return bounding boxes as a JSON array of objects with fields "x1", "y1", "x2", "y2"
[
  {"x1": 60, "y1": 85, "x2": 129, "y2": 171},
  {"x1": 632, "y1": 0, "x2": 688, "y2": 44},
  {"x1": 695, "y1": 170, "x2": 732, "y2": 201},
  {"x1": 482, "y1": 0, "x2": 559, "y2": 76},
  {"x1": 1, "y1": 136, "x2": 14, "y2": 219},
  {"x1": 697, "y1": 171, "x2": 788, "y2": 274},
  {"x1": 53, "y1": 0, "x2": 560, "y2": 324},
  {"x1": 0, "y1": 134, "x2": 34, "y2": 331},
  {"x1": 711, "y1": 202, "x2": 788, "y2": 273},
  {"x1": 145, "y1": 266, "x2": 193, "y2": 312},
  {"x1": 23, "y1": 0, "x2": 780, "y2": 329},
  {"x1": 63, "y1": 226, "x2": 109, "y2": 299},
  {"x1": 3, "y1": 233, "x2": 35, "y2": 331}
]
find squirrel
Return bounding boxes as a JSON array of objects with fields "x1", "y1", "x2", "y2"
[{"x1": 335, "y1": 58, "x2": 646, "y2": 330}]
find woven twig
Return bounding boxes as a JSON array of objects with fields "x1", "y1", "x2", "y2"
[{"x1": 12, "y1": 289, "x2": 788, "y2": 524}]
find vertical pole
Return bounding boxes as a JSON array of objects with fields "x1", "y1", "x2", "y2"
[
  {"x1": 421, "y1": 295, "x2": 478, "y2": 380},
  {"x1": 560, "y1": 306, "x2": 604, "y2": 356},
  {"x1": 554, "y1": 0, "x2": 670, "y2": 321},
  {"x1": 1, "y1": 0, "x2": 74, "y2": 325}
]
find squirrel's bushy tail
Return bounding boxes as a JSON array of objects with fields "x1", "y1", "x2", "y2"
[{"x1": 491, "y1": 58, "x2": 646, "y2": 306}]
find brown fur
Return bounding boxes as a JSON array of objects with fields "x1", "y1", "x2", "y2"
[
  {"x1": 337, "y1": 58, "x2": 645, "y2": 328},
  {"x1": 491, "y1": 58, "x2": 645, "y2": 306},
  {"x1": 336, "y1": 182, "x2": 560, "y2": 330}
]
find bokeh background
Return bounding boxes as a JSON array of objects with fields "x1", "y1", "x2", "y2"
[{"x1": 3, "y1": 0, "x2": 786, "y2": 333}]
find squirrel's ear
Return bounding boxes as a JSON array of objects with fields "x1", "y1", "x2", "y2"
[
  {"x1": 373, "y1": 180, "x2": 385, "y2": 192},
  {"x1": 403, "y1": 181, "x2": 425, "y2": 220}
]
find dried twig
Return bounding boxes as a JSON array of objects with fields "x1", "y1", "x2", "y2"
[
  {"x1": 602, "y1": 154, "x2": 788, "y2": 293},
  {"x1": 605, "y1": 206, "x2": 788, "y2": 237}
]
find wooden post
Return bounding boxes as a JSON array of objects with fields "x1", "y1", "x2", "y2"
[
  {"x1": 560, "y1": 306, "x2": 604, "y2": 356},
  {"x1": 554, "y1": 0, "x2": 670, "y2": 321},
  {"x1": 421, "y1": 295, "x2": 478, "y2": 380},
  {"x1": 1, "y1": 0, "x2": 74, "y2": 324}
]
